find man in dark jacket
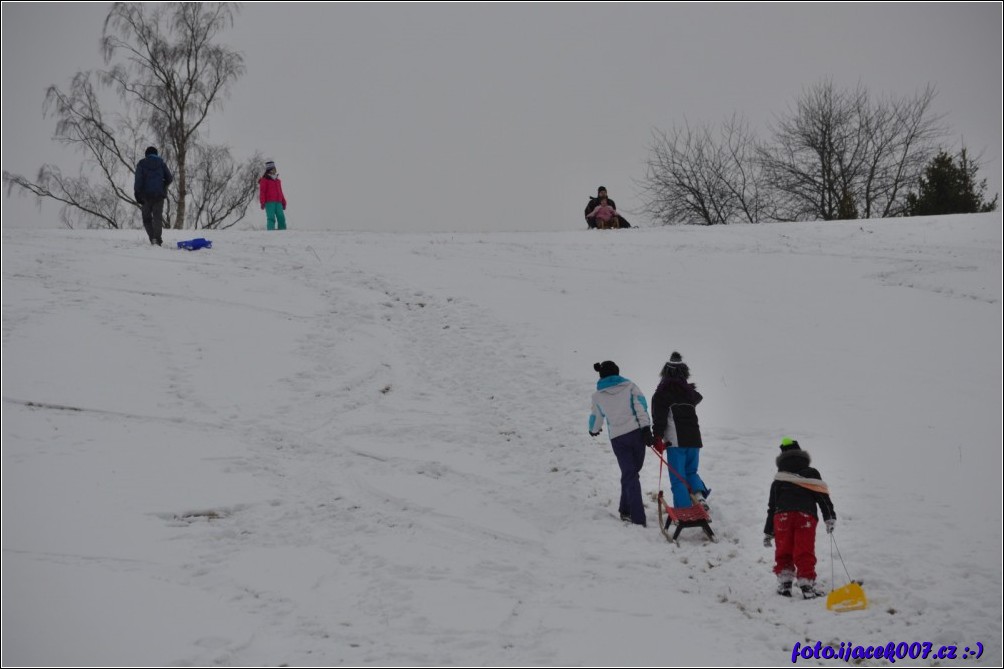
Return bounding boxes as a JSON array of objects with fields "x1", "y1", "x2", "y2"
[
  {"x1": 763, "y1": 438, "x2": 836, "y2": 599},
  {"x1": 134, "y1": 146, "x2": 174, "y2": 245},
  {"x1": 584, "y1": 186, "x2": 630, "y2": 229}
]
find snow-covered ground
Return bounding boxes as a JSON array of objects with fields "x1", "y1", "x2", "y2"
[{"x1": 2, "y1": 215, "x2": 1001, "y2": 666}]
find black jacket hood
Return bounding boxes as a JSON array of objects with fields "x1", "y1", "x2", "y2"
[{"x1": 776, "y1": 448, "x2": 812, "y2": 472}]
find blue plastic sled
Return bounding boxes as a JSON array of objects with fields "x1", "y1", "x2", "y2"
[{"x1": 177, "y1": 238, "x2": 212, "y2": 251}]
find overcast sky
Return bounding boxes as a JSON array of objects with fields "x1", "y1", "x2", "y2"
[{"x1": 2, "y1": 2, "x2": 1001, "y2": 232}]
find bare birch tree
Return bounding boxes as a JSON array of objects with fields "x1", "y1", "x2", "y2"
[
  {"x1": 3, "y1": 72, "x2": 143, "y2": 229},
  {"x1": 4, "y1": 3, "x2": 257, "y2": 231},
  {"x1": 187, "y1": 144, "x2": 263, "y2": 230}
]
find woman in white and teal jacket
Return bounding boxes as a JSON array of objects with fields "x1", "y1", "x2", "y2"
[{"x1": 588, "y1": 361, "x2": 654, "y2": 526}]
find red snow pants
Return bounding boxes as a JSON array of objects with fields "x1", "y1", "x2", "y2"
[{"x1": 773, "y1": 511, "x2": 818, "y2": 581}]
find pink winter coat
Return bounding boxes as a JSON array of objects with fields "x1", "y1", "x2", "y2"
[
  {"x1": 587, "y1": 203, "x2": 618, "y2": 223},
  {"x1": 259, "y1": 176, "x2": 287, "y2": 209}
]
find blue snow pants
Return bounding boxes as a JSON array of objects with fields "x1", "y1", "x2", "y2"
[{"x1": 666, "y1": 447, "x2": 707, "y2": 508}]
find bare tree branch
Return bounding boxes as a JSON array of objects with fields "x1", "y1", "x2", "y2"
[
  {"x1": 4, "y1": 165, "x2": 132, "y2": 229},
  {"x1": 640, "y1": 115, "x2": 769, "y2": 225},
  {"x1": 186, "y1": 146, "x2": 262, "y2": 230}
]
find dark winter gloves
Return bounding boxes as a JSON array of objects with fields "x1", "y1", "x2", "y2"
[
  {"x1": 640, "y1": 426, "x2": 654, "y2": 446},
  {"x1": 653, "y1": 437, "x2": 666, "y2": 454},
  {"x1": 764, "y1": 534, "x2": 773, "y2": 548},
  {"x1": 589, "y1": 430, "x2": 601, "y2": 437},
  {"x1": 825, "y1": 519, "x2": 836, "y2": 534}
]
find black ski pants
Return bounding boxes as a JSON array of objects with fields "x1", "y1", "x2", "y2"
[{"x1": 142, "y1": 197, "x2": 166, "y2": 245}]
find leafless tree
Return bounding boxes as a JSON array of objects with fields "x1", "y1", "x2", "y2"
[
  {"x1": 641, "y1": 123, "x2": 718, "y2": 225},
  {"x1": 187, "y1": 144, "x2": 262, "y2": 230},
  {"x1": 758, "y1": 82, "x2": 866, "y2": 221},
  {"x1": 641, "y1": 114, "x2": 768, "y2": 225},
  {"x1": 858, "y1": 86, "x2": 944, "y2": 218},
  {"x1": 759, "y1": 80, "x2": 945, "y2": 221},
  {"x1": 101, "y1": 3, "x2": 245, "y2": 230},
  {"x1": 4, "y1": 3, "x2": 257, "y2": 231},
  {"x1": 3, "y1": 72, "x2": 142, "y2": 229},
  {"x1": 713, "y1": 113, "x2": 771, "y2": 224}
]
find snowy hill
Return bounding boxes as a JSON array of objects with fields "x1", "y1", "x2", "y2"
[{"x1": 2, "y1": 216, "x2": 1001, "y2": 666}]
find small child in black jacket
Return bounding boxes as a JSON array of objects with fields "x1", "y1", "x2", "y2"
[
  {"x1": 763, "y1": 438, "x2": 836, "y2": 598},
  {"x1": 651, "y1": 352, "x2": 710, "y2": 510}
]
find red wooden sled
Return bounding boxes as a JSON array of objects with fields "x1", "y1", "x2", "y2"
[
  {"x1": 651, "y1": 446, "x2": 718, "y2": 544},
  {"x1": 657, "y1": 490, "x2": 717, "y2": 543}
]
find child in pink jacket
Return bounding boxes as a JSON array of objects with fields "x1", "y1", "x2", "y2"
[
  {"x1": 259, "y1": 160, "x2": 288, "y2": 230},
  {"x1": 586, "y1": 196, "x2": 619, "y2": 229}
]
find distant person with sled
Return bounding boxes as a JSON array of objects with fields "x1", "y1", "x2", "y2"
[
  {"x1": 134, "y1": 146, "x2": 174, "y2": 246},
  {"x1": 651, "y1": 352, "x2": 710, "y2": 510},
  {"x1": 763, "y1": 437, "x2": 836, "y2": 599},
  {"x1": 588, "y1": 361, "x2": 654, "y2": 527},
  {"x1": 584, "y1": 186, "x2": 630, "y2": 229},
  {"x1": 259, "y1": 160, "x2": 288, "y2": 230}
]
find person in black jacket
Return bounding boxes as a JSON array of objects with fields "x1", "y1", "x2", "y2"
[
  {"x1": 134, "y1": 146, "x2": 174, "y2": 245},
  {"x1": 650, "y1": 352, "x2": 710, "y2": 509},
  {"x1": 763, "y1": 438, "x2": 837, "y2": 599}
]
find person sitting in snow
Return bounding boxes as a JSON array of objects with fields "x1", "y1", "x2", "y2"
[
  {"x1": 763, "y1": 437, "x2": 836, "y2": 599},
  {"x1": 588, "y1": 361, "x2": 654, "y2": 527},
  {"x1": 650, "y1": 352, "x2": 711, "y2": 510},
  {"x1": 584, "y1": 186, "x2": 629, "y2": 229},
  {"x1": 587, "y1": 199, "x2": 619, "y2": 229}
]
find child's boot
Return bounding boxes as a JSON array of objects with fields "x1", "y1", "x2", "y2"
[
  {"x1": 776, "y1": 574, "x2": 793, "y2": 597},
  {"x1": 798, "y1": 579, "x2": 826, "y2": 599}
]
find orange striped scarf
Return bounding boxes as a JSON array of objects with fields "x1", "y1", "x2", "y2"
[{"x1": 774, "y1": 471, "x2": 830, "y2": 495}]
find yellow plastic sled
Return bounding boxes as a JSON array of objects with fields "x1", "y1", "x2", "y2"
[{"x1": 827, "y1": 580, "x2": 867, "y2": 612}]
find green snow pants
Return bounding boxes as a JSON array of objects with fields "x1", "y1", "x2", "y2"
[{"x1": 265, "y1": 201, "x2": 286, "y2": 230}]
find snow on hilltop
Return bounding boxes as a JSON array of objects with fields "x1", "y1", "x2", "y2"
[{"x1": 2, "y1": 215, "x2": 1001, "y2": 666}]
